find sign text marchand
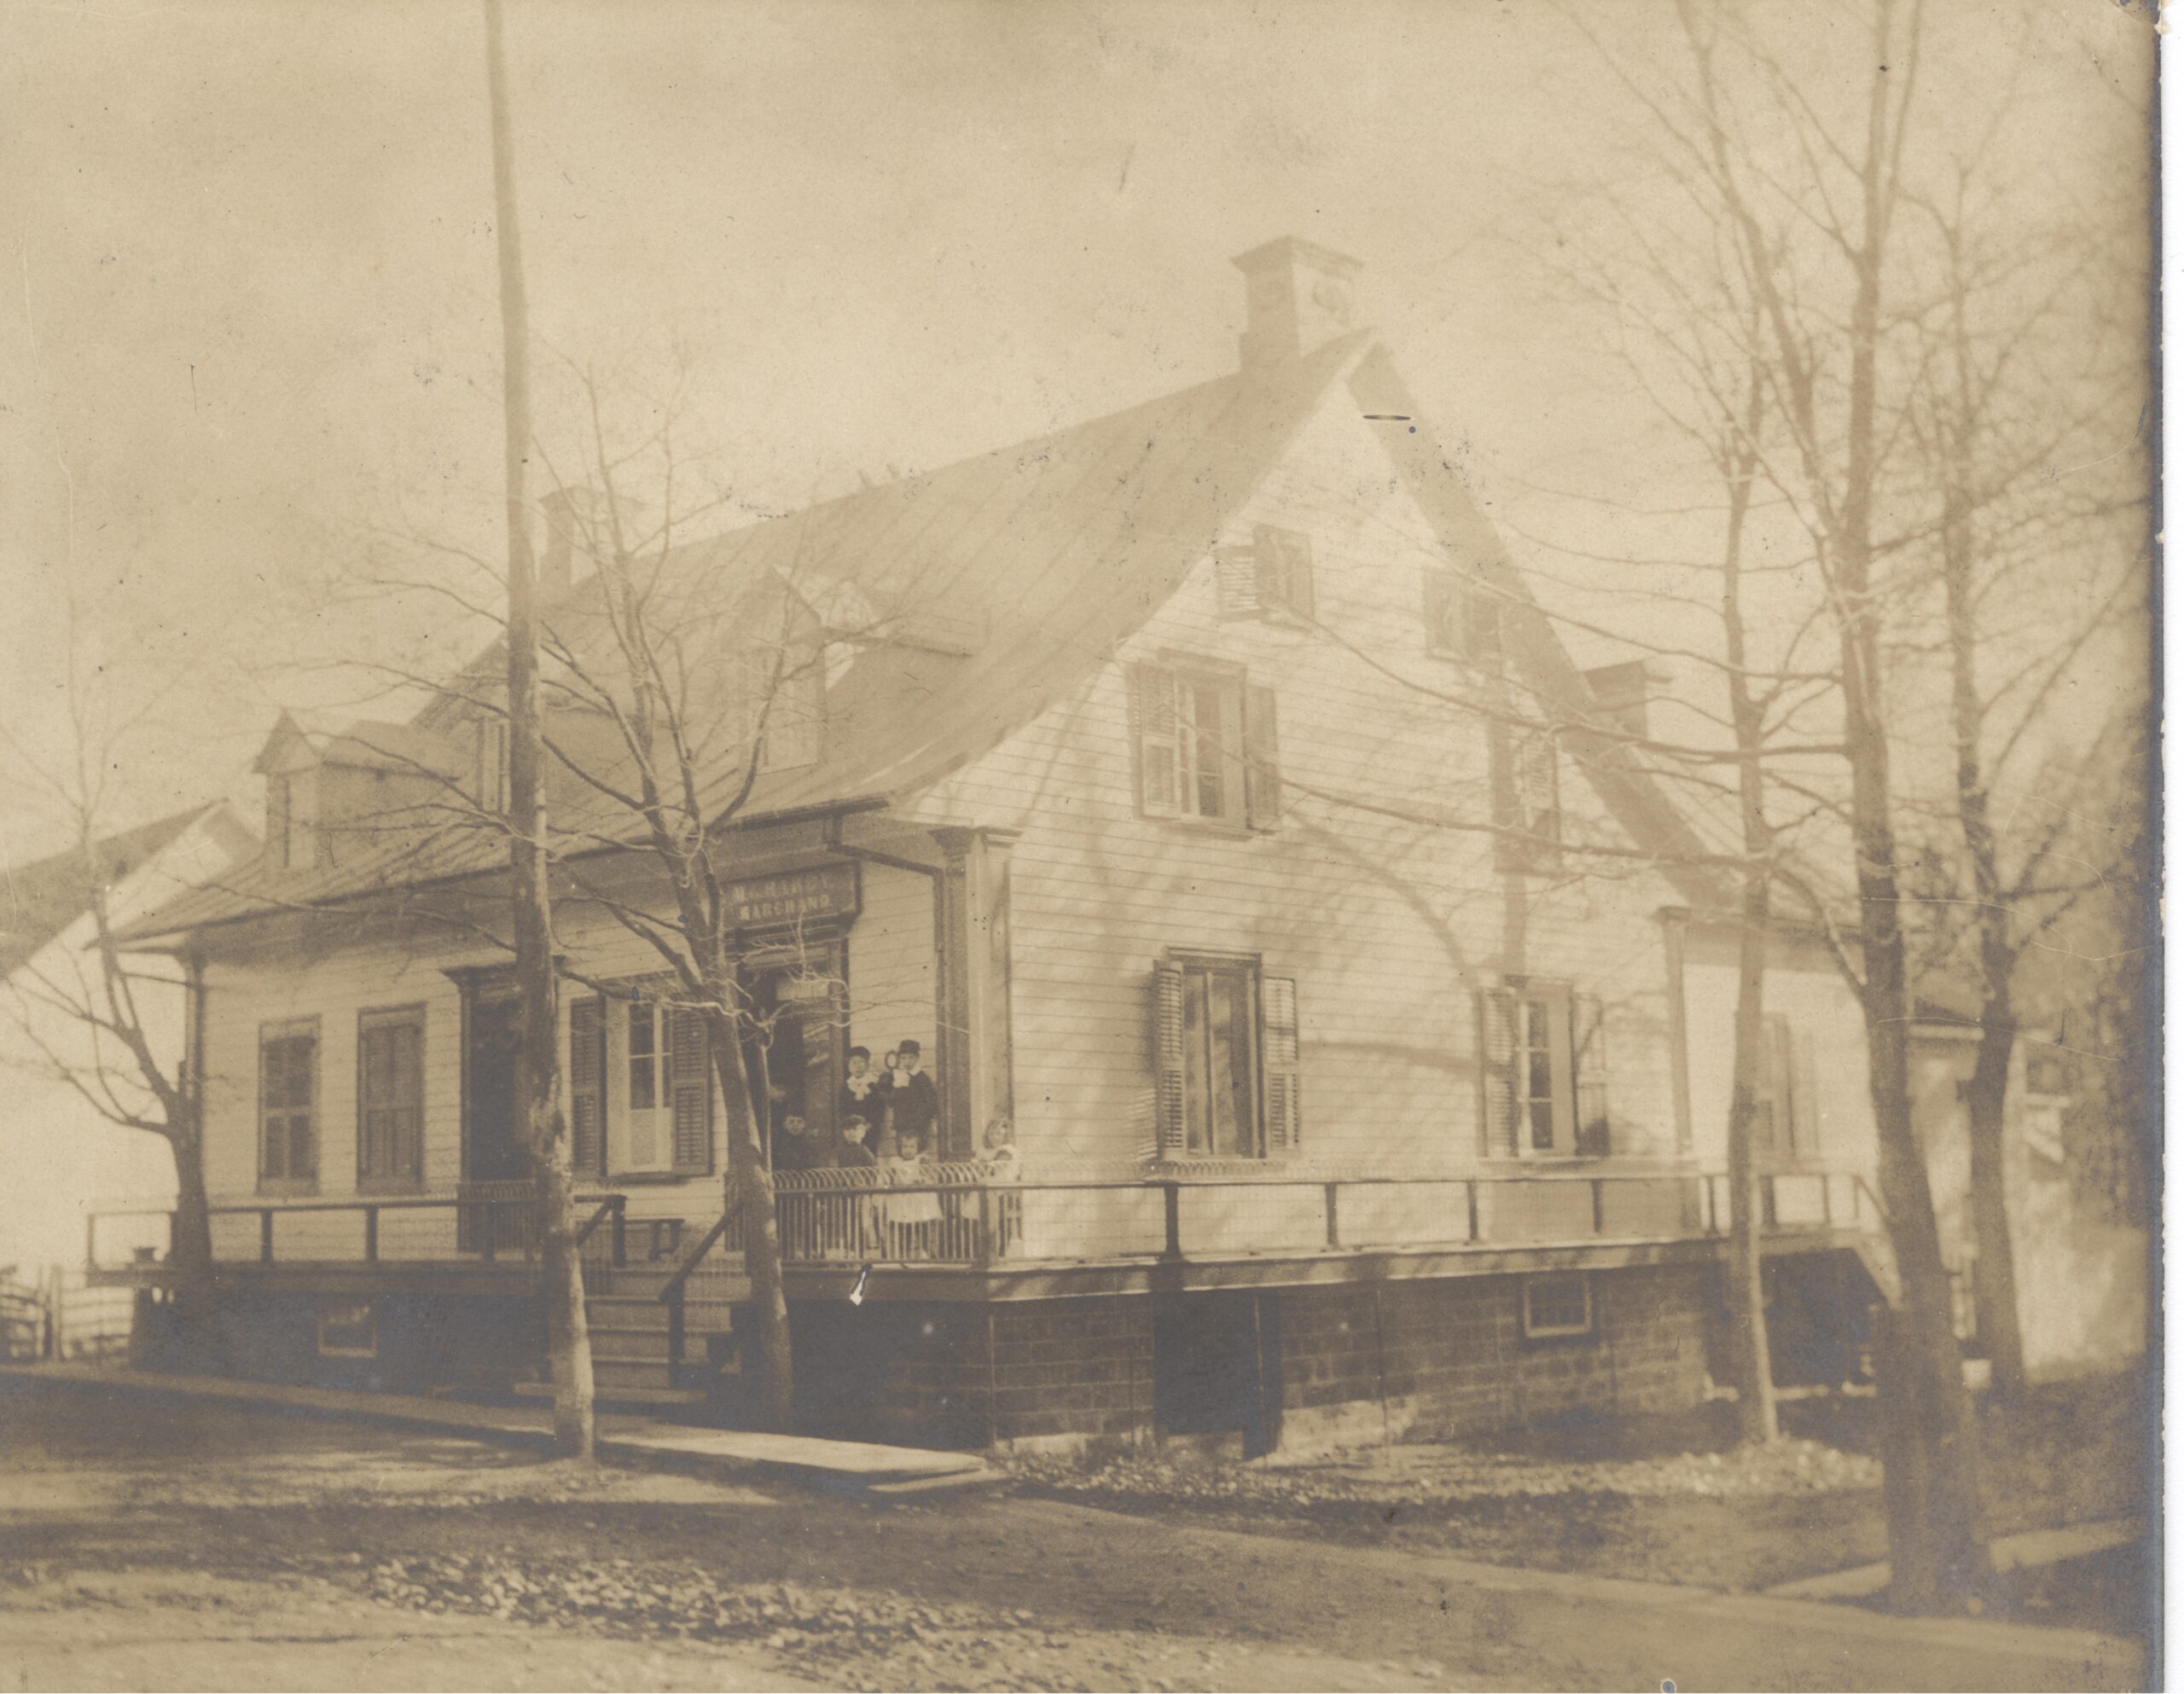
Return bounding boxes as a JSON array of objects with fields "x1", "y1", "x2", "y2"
[{"x1": 729, "y1": 863, "x2": 861, "y2": 932}]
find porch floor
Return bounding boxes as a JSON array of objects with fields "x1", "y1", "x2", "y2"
[{"x1": 0, "y1": 1361, "x2": 992, "y2": 1492}]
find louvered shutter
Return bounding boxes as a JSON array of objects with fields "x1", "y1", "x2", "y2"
[
  {"x1": 398, "y1": 1024, "x2": 423, "y2": 1181},
  {"x1": 1130, "y1": 664, "x2": 1183, "y2": 818},
  {"x1": 1216, "y1": 548, "x2": 1261, "y2": 619},
  {"x1": 1572, "y1": 993, "x2": 1610, "y2": 1157},
  {"x1": 1464, "y1": 580, "x2": 1502, "y2": 664},
  {"x1": 1478, "y1": 987, "x2": 1519, "y2": 1157},
  {"x1": 1244, "y1": 683, "x2": 1282, "y2": 830},
  {"x1": 1756, "y1": 1016, "x2": 1789, "y2": 1155},
  {"x1": 570, "y1": 995, "x2": 604, "y2": 1177},
  {"x1": 1518, "y1": 731, "x2": 1560, "y2": 844},
  {"x1": 1790, "y1": 1029, "x2": 1820, "y2": 1157},
  {"x1": 669, "y1": 1003, "x2": 713, "y2": 1173},
  {"x1": 1261, "y1": 974, "x2": 1302, "y2": 1156},
  {"x1": 1153, "y1": 962, "x2": 1187, "y2": 1158},
  {"x1": 1254, "y1": 525, "x2": 1314, "y2": 619},
  {"x1": 1423, "y1": 571, "x2": 1458, "y2": 654}
]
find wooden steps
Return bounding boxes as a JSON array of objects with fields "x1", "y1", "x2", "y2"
[{"x1": 562, "y1": 1254, "x2": 748, "y2": 1406}]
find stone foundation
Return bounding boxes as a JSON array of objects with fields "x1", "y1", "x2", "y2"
[{"x1": 796, "y1": 1264, "x2": 1714, "y2": 1453}]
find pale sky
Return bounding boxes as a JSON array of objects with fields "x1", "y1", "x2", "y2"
[{"x1": 0, "y1": 0, "x2": 2154, "y2": 864}]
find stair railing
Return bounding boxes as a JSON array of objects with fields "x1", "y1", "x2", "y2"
[
  {"x1": 572, "y1": 1194, "x2": 628, "y2": 1291},
  {"x1": 656, "y1": 1210, "x2": 733, "y2": 1389}
]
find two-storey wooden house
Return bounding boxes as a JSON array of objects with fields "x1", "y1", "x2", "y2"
[{"x1": 104, "y1": 240, "x2": 1890, "y2": 1453}]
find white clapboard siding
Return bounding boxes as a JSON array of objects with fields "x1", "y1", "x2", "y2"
[{"x1": 909, "y1": 394, "x2": 1699, "y2": 1175}]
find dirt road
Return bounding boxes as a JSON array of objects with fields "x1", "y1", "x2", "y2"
[{"x1": 0, "y1": 1378, "x2": 2144, "y2": 1691}]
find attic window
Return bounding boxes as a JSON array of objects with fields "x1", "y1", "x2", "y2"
[
  {"x1": 1217, "y1": 526, "x2": 1316, "y2": 623},
  {"x1": 1424, "y1": 569, "x2": 1502, "y2": 666}
]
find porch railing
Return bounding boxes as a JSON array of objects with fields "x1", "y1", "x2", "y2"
[
  {"x1": 87, "y1": 1164, "x2": 1884, "y2": 1276},
  {"x1": 758, "y1": 1163, "x2": 1881, "y2": 1269}
]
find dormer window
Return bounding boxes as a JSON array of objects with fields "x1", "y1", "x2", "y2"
[
  {"x1": 265, "y1": 774, "x2": 316, "y2": 870},
  {"x1": 738, "y1": 649, "x2": 823, "y2": 773},
  {"x1": 1217, "y1": 525, "x2": 1316, "y2": 623}
]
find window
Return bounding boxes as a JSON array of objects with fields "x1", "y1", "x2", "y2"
[
  {"x1": 607, "y1": 988, "x2": 712, "y2": 1176},
  {"x1": 1478, "y1": 983, "x2": 1610, "y2": 1157},
  {"x1": 1130, "y1": 663, "x2": 1281, "y2": 829},
  {"x1": 317, "y1": 1297, "x2": 377, "y2": 1358},
  {"x1": 1522, "y1": 1273, "x2": 1594, "y2": 1339},
  {"x1": 2024, "y1": 1044, "x2": 2077, "y2": 1099},
  {"x1": 1153, "y1": 956, "x2": 1301, "y2": 1158},
  {"x1": 1218, "y1": 526, "x2": 1316, "y2": 621},
  {"x1": 1423, "y1": 570, "x2": 1502, "y2": 664},
  {"x1": 357, "y1": 1009, "x2": 425, "y2": 1189},
  {"x1": 258, "y1": 1021, "x2": 319, "y2": 1189}
]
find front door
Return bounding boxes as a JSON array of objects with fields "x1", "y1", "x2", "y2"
[
  {"x1": 461, "y1": 992, "x2": 532, "y2": 1252},
  {"x1": 743, "y1": 953, "x2": 844, "y2": 1171}
]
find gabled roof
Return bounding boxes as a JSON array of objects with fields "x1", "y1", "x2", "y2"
[
  {"x1": 1346, "y1": 348, "x2": 1736, "y2": 913},
  {"x1": 124, "y1": 332, "x2": 1371, "y2": 940},
  {"x1": 0, "y1": 806, "x2": 224, "y2": 979}
]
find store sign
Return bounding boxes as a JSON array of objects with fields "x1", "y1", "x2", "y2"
[{"x1": 729, "y1": 863, "x2": 861, "y2": 931}]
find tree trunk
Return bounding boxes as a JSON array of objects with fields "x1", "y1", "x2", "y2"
[
  {"x1": 706, "y1": 1001, "x2": 794, "y2": 1430},
  {"x1": 1717, "y1": 364, "x2": 1775, "y2": 1444},
  {"x1": 166, "y1": 1118, "x2": 221, "y2": 1365},
  {"x1": 1724, "y1": 891, "x2": 1780, "y2": 1443},
  {"x1": 485, "y1": 0, "x2": 593, "y2": 1461},
  {"x1": 1938, "y1": 461, "x2": 2029, "y2": 1405},
  {"x1": 1964, "y1": 1006, "x2": 2026, "y2": 1398},
  {"x1": 1837, "y1": 3, "x2": 1986, "y2": 1604}
]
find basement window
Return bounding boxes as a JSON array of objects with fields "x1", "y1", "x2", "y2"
[
  {"x1": 316, "y1": 1297, "x2": 378, "y2": 1358},
  {"x1": 1521, "y1": 1273, "x2": 1594, "y2": 1340}
]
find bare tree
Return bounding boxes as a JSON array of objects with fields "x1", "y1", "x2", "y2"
[
  {"x1": 1902, "y1": 186, "x2": 2145, "y2": 1401},
  {"x1": 0, "y1": 708, "x2": 224, "y2": 1360}
]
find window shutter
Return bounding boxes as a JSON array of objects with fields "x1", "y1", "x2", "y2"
[
  {"x1": 1254, "y1": 525, "x2": 1314, "y2": 619},
  {"x1": 1519, "y1": 731, "x2": 1559, "y2": 839},
  {"x1": 1423, "y1": 571, "x2": 1458, "y2": 655},
  {"x1": 1261, "y1": 975, "x2": 1302, "y2": 1156},
  {"x1": 668, "y1": 1004, "x2": 713, "y2": 1173},
  {"x1": 1572, "y1": 993, "x2": 1610, "y2": 1157},
  {"x1": 394, "y1": 1024, "x2": 421, "y2": 1181},
  {"x1": 1478, "y1": 987, "x2": 1519, "y2": 1157},
  {"x1": 1215, "y1": 548, "x2": 1261, "y2": 619},
  {"x1": 570, "y1": 995, "x2": 604, "y2": 1177},
  {"x1": 1790, "y1": 1028, "x2": 1820, "y2": 1157},
  {"x1": 1153, "y1": 962, "x2": 1187, "y2": 1158},
  {"x1": 1244, "y1": 684, "x2": 1282, "y2": 830},
  {"x1": 1464, "y1": 581, "x2": 1502, "y2": 664},
  {"x1": 1130, "y1": 664, "x2": 1183, "y2": 818}
]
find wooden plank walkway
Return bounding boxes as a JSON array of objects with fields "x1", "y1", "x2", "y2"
[
  {"x1": 0, "y1": 1361, "x2": 993, "y2": 1490},
  {"x1": 1764, "y1": 1517, "x2": 2147, "y2": 1600}
]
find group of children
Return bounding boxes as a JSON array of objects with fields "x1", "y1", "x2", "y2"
[{"x1": 767, "y1": 1040, "x2": 941, "y2": 1173}]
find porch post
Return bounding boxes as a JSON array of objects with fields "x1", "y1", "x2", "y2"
[{"x1": 932, "y1": 827, "x2": 1018, "y2": 1160}]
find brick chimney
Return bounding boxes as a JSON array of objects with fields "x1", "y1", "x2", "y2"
[{"x1": 1232, "y1": 236, "x2": 1362, "y2": 367}]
